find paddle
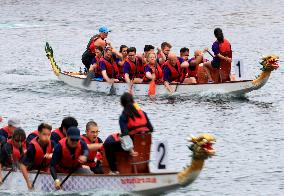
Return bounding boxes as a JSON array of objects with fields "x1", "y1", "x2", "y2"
[
  {"x1": 1, "y1": 144, "x2": 18, "y2": 184},
  {"x1": 1, "y1": 167, "x2": 13, "y2": 183},
  {"x1": 148, "y1": 62, "x2": 157, "y2": 97},
  {"x1": 59, "y1": 167, "x2": 78, "y2": 188},
  {"x1": 206, "y1": 50, "x2": 214, "y2": 58},
  {"x1": 83, "y1": 71, "x2": 95, "y2": 87},
  {"x1": 32, "y1": 157, "x2": 46, "y2": 188},
  {"x1": 148, "y1": 80, "x2": 156, "y2": 96},
  {"x1": 109, "y1": 83, "x2": 116, "y2": 95}
]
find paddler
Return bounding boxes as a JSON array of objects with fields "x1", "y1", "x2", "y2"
[
  {"x1": 203, "y1": 28, "x2": 232, "y2": 83},
  {"x1": 0, "y1": 118, "x2": 20, "y2": 145},
  {"x1": 123, "y1": 47, "x2": 144, "y2": 93},
  {"x1": 162, "y1": 53, "x2": 190, "y2": 93},
  {"x1": 0, "y1": 128, "x2": 26, "y2": 183},
  {"x1": 104, "y1": 92, "x2": 153, "y2": 174},
  {"x1": 95, "y1": 46, "x2": 120, "y2": 83},
  {"x1": 157, "y1": 42, "x2": 172, "y2": 65},
  {"x1": 143, "y1": 52, "x2": 163, "y2": 83},
  {"x1": 81, "y1": 25, "x2": 111, "y2": 71},
  {"x1": 81, "y1": 121, "x2": 104, "y2": 174},
  {"x1": 179, "y1": 48, "x2": 208, "y2": 84},
  {"x1": 50, "y1": 127, "x2": 90, "y2": 190},
  {"x1": 19, "y1": 123, "x2": 54, "y2": 189},
  {"x1": 51, "y1": 116, "x2": 78, "y2": 144}
]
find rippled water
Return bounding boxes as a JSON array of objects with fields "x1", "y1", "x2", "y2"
[{"x1": 0, "y1": 0, "x2": 284, "y2": 195}]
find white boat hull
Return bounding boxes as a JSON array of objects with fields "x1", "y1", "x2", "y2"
[
  {"x1": 1, "y1": 170, "x2": 188, "y2": 195},
  {"x1": 58, "y1": 72, "x2": 268, "y2": 96}
]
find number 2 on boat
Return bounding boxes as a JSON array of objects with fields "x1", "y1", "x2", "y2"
[{"x1": 154, "y1": 141, "x2": 168, "y2": 170}]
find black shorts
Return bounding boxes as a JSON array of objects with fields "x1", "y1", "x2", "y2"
[{"x1": 211, "y1": 58, "x2": 220, "y2": 69}]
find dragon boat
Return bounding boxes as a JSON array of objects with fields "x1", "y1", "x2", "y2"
[
  {"x1": 45, "y1": 42, "x2": 279, "y2": 96},
  {"x1": 0, "y1": 133, "x2": 215, "y2": 195}
]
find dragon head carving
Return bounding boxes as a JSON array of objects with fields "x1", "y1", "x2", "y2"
[
  {"x1": 260, "y1": 54, "x2": 279, "y2": 71},
  {"x1": 188, "y1": 133, "x2": 216, "y2": 159}
]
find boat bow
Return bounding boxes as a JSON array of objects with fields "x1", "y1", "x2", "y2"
[{"x1": 177, "y1": 133, "x2": 216, "y2": 186}]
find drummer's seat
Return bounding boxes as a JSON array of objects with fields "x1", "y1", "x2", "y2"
[{"x1": 116, "y1": 133, "x2": 152, "y2": 174}]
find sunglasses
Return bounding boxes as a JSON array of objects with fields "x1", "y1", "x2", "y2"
[{"x1": 70, "y1": 138, "x2": 79, "y2": 142}]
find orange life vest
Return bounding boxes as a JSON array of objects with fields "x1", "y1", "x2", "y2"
[
  {"x1": 143, "y1": 64, "x2": 163, "y2": 83},
  {"x1": 56, "y1": 138, "x2": 82, "y2": 173},
  {"x1": 97, "y1": 57, "x2": 119, "y2": 79},
  {"x1": 80, "y1": 135, "x2": 101, "y2": 167},
  {"x1": 30, "y1": 137, "x2": 53, "y2": 171},
  {"x1": 125, "y1": 57, "x2": 144, "y2": 79},
  {"x1": 7, "y1": 139, "x2": 27, "y2": 163},
  {"x1": 51, "y1": 128, "x2": 65, "y2": 141},
  {"x1": 219, "y1": 39, "x2": 232, "y2": 82},
  {"x1": 127, "y1": 110, "x2": 150, "y2": 135}
]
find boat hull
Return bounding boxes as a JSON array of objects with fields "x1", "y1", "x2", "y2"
[
  {"x1": 1, "y1": 170, "x2": 184, "y2": 195},
  {"x1": 58, "y1": 72, "x2": 266, "y2": 96}
]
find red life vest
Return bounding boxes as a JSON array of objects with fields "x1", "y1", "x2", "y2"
[
  {"x1": 88, "y1": 34, "x2": 106, "y2": 54},
  {"x1": 96, "y1": 57, "x2": 119, "y2": 79},
  {"x1": 143, "y1": 64, "x2": 163, "y2": 83},
  {"x1": 0, "y1": 126, "x2": 12, "y2": 139},
  {"x1": 163, "y1": 60, "x2": 184, "y2": 82},
  {"x1": 30, "y1": 137, "x2": 53, "y2": 171},
  {"x1": 125, "y1": 57, "x2": 144, "y2": 79},
  {"x1": 7, "y1": 139, "x2": 27, "y2": 163},
  {"x1": 56, "y1": 138, "x2": 82, "y2": 173},
  {"x1": 218, "y1": 39, "x2": 232, "y2": 82},
  {"x1": 80, "y1": 135, "x2": 100, "y2": 167},
  {"x1": 127, "y1": 110, "x2": 150, "y2": 135},
  {"x1": 51, "y1": 128, "x2": 65, "y2": 141}
]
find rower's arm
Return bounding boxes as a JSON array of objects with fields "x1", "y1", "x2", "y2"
[
  {"x1": 119, "y1": 113, "x2": 129, "y2": 136},
  {"x1": 102, "y1": 70, "x2": 112, "y2": 83},
  {"x1": 0, "y1": 163, "x2": 3, "y2": 183},
  {"x1": 19, "y1": 163, "x2": 32, "y2": 189},
  {"x1": 145, "y1": 71, "x2": 155, "y2": 80},
  {"x1": 124, "y1": 73, "x2": 131, "y2": 83},
  {"x1": 216, "y1": 53, "x2": 232, "y2": 62},
  {"x1": 189, "y1": 55, "x2": 203, "y2": 66},
  {"x1": 180, "y1": 60, "x2": 189, "y2": 68},
  {"x1": 50, "y1": 144, "x2": 62, "y2": 181},
  {"x1": 87, "y1": 143, "x2": 103, "y2": 151},
  {"x1": 164, "y1": 81, "x2": 174, "y2": 94}
]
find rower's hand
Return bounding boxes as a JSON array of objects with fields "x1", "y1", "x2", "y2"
[
  {"x1": 27, "y1": 181, "x2": 33, "y2": 190},
  {"x1": 226, "y1": 57, "x2": 232, "y2": 63},
  {"x1": 78, "y1": 155, "x2": 87, "y2": 164},
  {"x1": 0, "y1": 116, "x2": 2, "y2": 123},
  {"x1": 107, "y1": 79, "x2": 114, "y2": 84},
  {"x1": 44, "y1": 153, "x2": 53, "y2": 160},
  {"x1": 113, "y1": 79, "x2": 119, "y2": 83},
  {"x1": 106, "y1": 41, "x2": 112, "y2": 47},
  {"x1": 203, "y1": 48, "x2": 209, "y2": 52},
  {"x1": 54, "y1": 179, "x2": 61, "y2": 190},
  {"x1": 130, "y1": 150, "x2": 138, "y2": 157},
  {"x1": 157, "y1": 47, "x2": 162, "y2": 54}
]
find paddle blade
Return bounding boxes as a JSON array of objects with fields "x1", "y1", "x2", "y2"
[
  {"x1": 148, "y1": 80, "x2": 156, "y2": 96},
  {"x1": 109, "y1": 84, "x2": 116, "y2": 95},
  {"x1": 83, "y1": 71, "x2": 95, "y2": 87}
]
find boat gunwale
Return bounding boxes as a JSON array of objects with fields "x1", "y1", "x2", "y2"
[
  {"x1": 60, "y1": 71, "x2": 253, "y2": 85},
  {"x1": 3, "y1": 168, "x2": 178, "y2": 177}
]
